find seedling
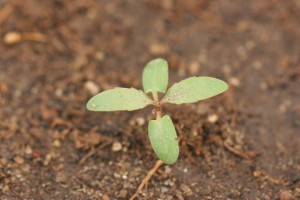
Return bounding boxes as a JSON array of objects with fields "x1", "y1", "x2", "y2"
[{"x1": 86, "y1": 58, "x2": 228, "y2": 164}]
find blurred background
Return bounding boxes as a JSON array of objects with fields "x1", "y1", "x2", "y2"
[{"x1": 0, "y1": 0, "x2": 299, "y2": 199}]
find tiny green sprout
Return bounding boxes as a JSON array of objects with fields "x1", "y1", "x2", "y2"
[{"x1": 86, "y1": 58, "x2": 228, "y2": 164}]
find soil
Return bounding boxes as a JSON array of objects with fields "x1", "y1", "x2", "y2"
[{"x1": 0, "y1": 0, "x2": 299, "y2": 199}]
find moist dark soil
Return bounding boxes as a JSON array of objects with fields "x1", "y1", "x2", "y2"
[{"x1": 0, "y1": 0, "x2": 299, "y2": 199}]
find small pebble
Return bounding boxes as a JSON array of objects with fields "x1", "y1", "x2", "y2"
[
  {"x1": 136, "y1": 117, "x2": 145, "y2": 126},
  {"x1": 229, "y1": 77, "x2": 240, "y2": 87},
  {"x1": 114, "y1": 173, "x2": 121, "y2": 178},
  {"x1": 94, "y1": 51, "x2": 105, "y2": 61},
  {"x1": 280, "y1": 190, "x2": 295, "y2": 200},
  {"x1": 3, "y1": 32, "x2": 22, "y2": 45},
  {"x1": 102, "y1": 194, "x2": 110, "y2": 200},
  {"x1": 85, "y1": 80, "x2": 100, "y2": 95},
  {"x1": 55, "y1": 89, "x2": 63, "y2": 97},
  {"x1": 55, "y1": 172, "x2": 67, "y2": 183},
  {"x1": 2, "y1": 185, "x2": 9, "y2": 192},
  {"x1": 112, "y1": 141, "x2": 122, "y2": 152},
  {"x1": 188, "y1": 61, "x2": 201, "y2": 75},
  {"x1": 260, "y1": 82, "x2": 268, "y2": 90},
  {"x1": 119, "y1": 189, "x2": 127, "y2": 198},
  {"x1": 14, "y1": 156, "x2": 24, "y2": 165},
  {"x1": 253, "y1": 170, "x2": 262, "y2": 177},
  {"x1": 207, "y1": 114, "x2": 218, "y2": 123},
  {"x1": 164, "y1": 165, "x2": 172, "y2": 174},
  {"x1": 53, "y1": 139, "x2": 61, "y2": 147},
  {"x1": 44, "y1": 154, "x2": 52, "y2": 166},
  {"x1": 24, "y1": 146, "x2": 33, "y2": 155},
  {"x1": 149, "y1": 43, "x2": 169, "y2": 55},
  {"x1": 175, "y1": 190, "x2": 184, "y2": 200},
  {"x1": 180, "y1": 184, "x2": 193, "y2": 196}
]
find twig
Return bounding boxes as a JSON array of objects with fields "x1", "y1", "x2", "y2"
[
  {"x1": 79, "y1": 147, "x2": 97, "y2": 164},
  {"x1": 7, "y1": 184, "x2": 23, "y2": 200},
  {"x1": 79, "y1": 140, "x2": 112, "y2": 164},
  {"x1": 223, "y1": 142, "x2": 258, "y2": 159},
  {"x1": 130, "y1": 160, "x2": 164, "y2": 200}
]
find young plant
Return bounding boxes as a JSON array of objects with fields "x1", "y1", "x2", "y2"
[{"x1": 86, "y1": 58, "x2": 228, "y2": 164}]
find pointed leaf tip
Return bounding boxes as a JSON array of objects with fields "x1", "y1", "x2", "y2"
[
  {"x1": 162, "y1": 76, "x2": 228, "y2": 104},
  {"x1": 86, "y1": 87, "x2": 153, "y2": 112},
  {"x1": 143, "y1": 58, "x2": 168, "y2": 94}
]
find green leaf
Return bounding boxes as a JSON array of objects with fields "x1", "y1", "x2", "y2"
[
  {"x1": 86, "y1": 87, "x2": 153, "y2": 111},
  {"x1": 161, "y1": 76, "x2": 228, "y2": 104},
  {"x1": 148, "y1": 115, "x2": 179, "y2": 164},
  {"x1": 142, "y1": 58, "x2": 168, "y2": 94}
]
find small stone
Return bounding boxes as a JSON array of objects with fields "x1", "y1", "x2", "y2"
[
  {"x1": 136, "y1": 117, "x2": 145, "y2": 126},
  {"x1": 229, "y1": 77, "x2": 240, "y2": 87},
  {"x1": 279, "y1": 103, "x2": 287, "y2": 113},
  {"x1": 280, "y1": 190, "x2": 295, "y2": 200},
  {"x1": 94, "y1": 51, "x2": 105, "y2": 61},
  {"x1": 114, "y1": 173, "x2": 121, "y2": 178},
  {"x1": 149, "y1": 43, "x2": 169, "y2": 55},
  {"x1": 164, "y1": 166, "x2": 172, "y2": 174},
  {"x1": 112, "y1": 141, "x2": 122, "y2": 152},
  {"x1": 0, "y1": 172, "x2": 6, "y2": 179},
  {"x1": 44, "y1": 154, "x2": 52, "y2": 166},
  {"x1": 55, "y1": 89, "x2": 63, "y2": 97},
  {"x1": 2, "y1": 185, "x2": 9, "y2": 192},
  {"x1": 253, "y1": 170, "x2": 262, "y2": 178},
  {"x1": 260, "y1": 82, "x2": 268, "y2": 90},
  {"x1": 102, "y1": 194, "x2": 110, "y2": 200},
  {"x1": 24, "y1": 146, "x2": 33, "y2": 155},
  {"x1": 87, "y1": 189, "x2": 95, "y2": 196},
  {"x1": 0, "y1": 82, "x2": 8, "y2": 94},
  {"x1": 188, "y1": 61, "x2": 201, "y2": 75},
  {"x1": 180, "y1": 184, "x2": 193, "y2": 196},
  {"x1": 85, "y1": 81, "x2": 100, "y2": 95},
  {"x1": 0, "y1": 158, "x2": 7, "y2": 166},
  {"x1": 164, "y1": 179, "x2": 174, "y2": 186},
  {"x1": 175, "y1": 190, "x2": 184, "y2": 200},
  {"x1": 40, "y1": 107, "x2": 57, "y2": 120},
  {"x1": 55, "y1": 172, "x2": 67, "y2": 183},
  {"x1": 53, "y1": 140, "x2": 61, "y2": 147},
  {"x1": 207, "y1": 114, "x2": 218, "y2": 123},
  {"x1": 14, "y1": 156, "x2": 24, "y2": 165},
  {"x1": 3, "y1": 32, "x2": 22, "y2": 45},
  {"x1": 183, "y1": 168, "x2": 188, "y2": 173},
  {"x1": 119, "y1": 189, "x2": 127, "y2": 198}
]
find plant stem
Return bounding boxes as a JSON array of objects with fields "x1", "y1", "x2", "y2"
[
  {"x1": 152, "y1": 91, "x2": 161, "y2": 119},
  {"x1": 152, "y1": 91, "x2": 159, "y2": 102},
  {"x1": 130, "y1": 160, "x2": 164, "y2": 200},
  {"x1": 156, "y1": 109, "x2": 161, "y2": 119}
]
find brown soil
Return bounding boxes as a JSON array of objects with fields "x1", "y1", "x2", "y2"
[{"x1": 0, "y1": 0, "x2": 299, "y2": 199}]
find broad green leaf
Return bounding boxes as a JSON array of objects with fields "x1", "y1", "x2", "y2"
[
  {"x1": 142, "y1": 58, "x2": 168, "y2": 94},
  {"x1": 148, "y1": 115, "x2": 179, "y2": 164},
  {"x1": 161, "y1": 76, "x2": 228, "y2": 104},
  {"x1": 86, "y1": 87, "x2": 153, "y2": 111}
]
